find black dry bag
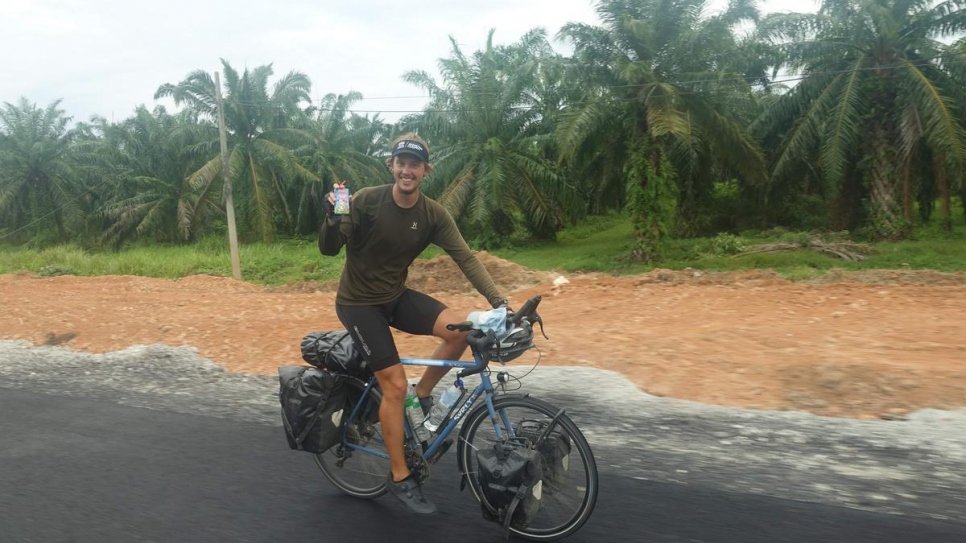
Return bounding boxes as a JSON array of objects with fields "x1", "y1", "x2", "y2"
[
  {"x1": 519, "y1": 420, "x2": 572, "y2": 495},
  {"x1": 476, "y1": 442, "x2": 544, "y2": 531},
  {"x1": 278, "y1": 366, "x2": 346, "y2": 453},
  {"x1": 299, "y1": 330, "x2": 369, "y2": 377}
]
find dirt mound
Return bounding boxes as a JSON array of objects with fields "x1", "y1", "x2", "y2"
[
  {"x1": 174, "y1": 274, "x2": 264, "y2": 292},
  {"x1": 406, "y1": 251, "x2": 553, "y2": 295},
  {"x1": 270, "y1": 252, "x2": 551, "y2": 295},
  {"x1": 805, "y1": 269, "x2": 966, "y2": 285},
  {"x1": 4, "y1": 264, "x2": 966, "y2": 420},
  {"x1": 631, "y1": 268, "x2": 791, "y2": 287},
  {"x1": 629, "y1": 268, "x2": 966, "y2": 287},
  {"x1": 268, "y1": 280, "x2": 337, "y2": 293}
]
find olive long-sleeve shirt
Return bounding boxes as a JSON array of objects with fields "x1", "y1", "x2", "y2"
[{"x1": 319, "y1": 184, "x2": 503, "y2": 307}]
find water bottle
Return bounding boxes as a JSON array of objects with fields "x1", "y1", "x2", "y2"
[
  {"x1": 424, "y1": 382, "x2": 463, "y2": 433},
  {"x1": 405, "y1": 384, "x2": 432, "y2": 444}
]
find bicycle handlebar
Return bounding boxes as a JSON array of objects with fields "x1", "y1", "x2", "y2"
[
  {"x1": 445, "y1": 294, "x2": 544, "y2": 332},
  {"x1": 458, "y1": 330, "x2": 496, "y2": 379},
  {"x1": 465, "y1": 330, "x2": 495, "y2": 351},
  {"x1": 445, "y1": 321, "x2": 473, "y2": 332},
  {"x1": 452, "y1": 295, "x2": 545, "y2": 379},
  {"x1": 510, "y1": 295, "x2": 541, "y2": 325}
]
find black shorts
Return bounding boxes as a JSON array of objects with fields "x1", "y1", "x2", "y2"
[{"x1": 335, "y1": 289, "x2": 447, "y2": 372}]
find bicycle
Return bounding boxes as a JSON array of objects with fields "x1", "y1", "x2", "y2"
[{"x1": 313, "y1": 295, "x2": 599, "y2": 541}]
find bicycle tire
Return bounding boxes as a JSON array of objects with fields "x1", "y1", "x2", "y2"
[
  {"x1": 314, "y1": 377, "x2": 388, "y2": 499},
  {"x1": 456, "y1": 396, "x2": 599, "y2": 541}
]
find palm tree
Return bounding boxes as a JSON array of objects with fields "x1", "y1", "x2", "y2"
[
  {"x1": 155, "y1": 60, "x2": 317, "y2": 241},
  {"x1": 290, "y1": 92, "x2": 391, "y2": 235},
  {"x1": 0, "y1": 98, "x2": 80, "y2": 243},
  {"x1": 755, "y1": 0, "x2": 966, "y2": 237},
  {"x1": 559, "y1": 0, "x2": 768, "y2": 260},
  {"x1": 91, "y1": 106, "x2": 220, "y2": 245},
  {"x1": 942, "y1": 35, "x2": 966, "y2": 222},
  {"x1": 404, "y1": 29, "x2": 577, "y2": 243}
]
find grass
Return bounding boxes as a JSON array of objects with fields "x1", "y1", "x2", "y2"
[
  {"x1": 2, "y1": 211, "x2": 966, "y2": 285},
  {"x1": 0, "y1": 239, "x2": 344, "y2": 285},
  {"x1": 493, "y1": 213, "x2": 639, "y2": 273}
]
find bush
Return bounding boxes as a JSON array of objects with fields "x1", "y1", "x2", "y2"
[
  {"x1": 709, "y1": 233, "x2": 746, "y2": 255},
  {"x1": 778, "y1": 193, "x2": 832, "y2": 231}
]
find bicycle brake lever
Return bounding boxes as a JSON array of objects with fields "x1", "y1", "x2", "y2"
[
  {"x1": 446, "y1": 320, "x2": 474, "y2": 332},
  {"x1": 533, "y1": 311, "x2": 549, "y2": 339}
]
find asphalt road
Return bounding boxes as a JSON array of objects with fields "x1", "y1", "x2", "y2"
[
  {"x1": 1, "y1": 386, "x2": 964, "y2": 543},
  {"x1": 1, "y1": 341, "x2": 965, "y2": 542}
]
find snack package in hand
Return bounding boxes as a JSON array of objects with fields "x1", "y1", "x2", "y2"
[{"x1": 333, "y1": 187, "x2": 351, "y2": 215}]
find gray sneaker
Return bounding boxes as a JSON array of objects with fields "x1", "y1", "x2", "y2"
[{"x1": 387, "y1": 473, "x2": 437, "y2": 515}]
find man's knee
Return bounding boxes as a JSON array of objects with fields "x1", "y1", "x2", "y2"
[
  {"x1": 376, "y1": 364, "x2": 408, "y2": 400},
  {"x1": 433, "y1": 308, "x2": 468, "y2": 342}
]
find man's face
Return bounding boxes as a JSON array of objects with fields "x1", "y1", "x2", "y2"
[{"x1": 391, "y1": 155, "x2": 428, "y2": 195}]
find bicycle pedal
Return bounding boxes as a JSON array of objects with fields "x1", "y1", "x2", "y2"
[{"x1": 426, "y1": 438, "x2": 453, "y2": 464}]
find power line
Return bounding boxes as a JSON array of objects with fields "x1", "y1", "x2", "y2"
[
  {"x1": 0, "y1": 200, "x2": 75, "y2": 240},
  {"x1": 293, "y1": 56, "x2": 966, "y2": 115},
  {"x1": 327, "y1": 52, "x2": 965, "y2": 106},
  {"x1": 150, "y1": 56, "x2": 966, "y2": 118}
]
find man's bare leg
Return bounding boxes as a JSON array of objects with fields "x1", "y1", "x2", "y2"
[
  {"x1": 415, "y1": 307, "x2": 468, "y2": 399},
  {"x1": 376, "y1": 361, "x2": 438, "y2": 514},
  {"x1": 374, "y1": 363, "x2": 410, "y2": 482}
]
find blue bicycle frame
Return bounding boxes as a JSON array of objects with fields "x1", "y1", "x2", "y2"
[{"x1": 339, "y1": 350, "x2": 509, "y2": 460}]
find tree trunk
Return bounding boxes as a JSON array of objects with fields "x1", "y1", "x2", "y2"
[
  {"x1": 936, "y1": 158, "x2": 951, "y2": 232},
  {"x1": 832, "y1": 171, "x2": 863, "y2": 231},
  {"x1": 627, "y1": 143, "x2": 677, "y2": 263},
  {"x1": 901, "y1": 156, "x2": 912, "y2": 223},
  {"x1": 868, "y1": 125, "x2": 906, "y2": 240}
]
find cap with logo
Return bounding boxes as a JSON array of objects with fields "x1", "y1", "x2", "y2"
[{"x1": 391, "y1": 140, "x2": 430, "y2": 162}]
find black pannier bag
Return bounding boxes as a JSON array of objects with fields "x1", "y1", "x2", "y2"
[
  {"x1": 519, "y1": 420, "x2": 572, "y2": 495},
  {"x1": 476, "y1": 443, "x2": 544, "y2": 531},
  {"x1": 278, "y1": 366, "x2": 347, "y2": 453},
  {"x1": 300, "y1": 330, "x2": 368, "y2": 376}
]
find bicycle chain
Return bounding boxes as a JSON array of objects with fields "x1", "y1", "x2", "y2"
[{"x1": 406, "y1": 444, "x2": 430, "y2": 483}]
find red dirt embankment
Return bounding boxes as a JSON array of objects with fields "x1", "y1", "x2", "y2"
[{"x1": 2, "y1": 253, "x2": 965, "y2": 420}]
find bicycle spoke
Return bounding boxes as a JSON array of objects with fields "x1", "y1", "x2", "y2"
[
  {"x1": 314, "y1": 378, "x2": 389, "y2": 499},
  {"x1": 457, "y1": 396, "x2": 598, "y2": 541}
]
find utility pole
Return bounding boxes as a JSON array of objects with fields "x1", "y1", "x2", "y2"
[{"x1": 214, "y1": 71, "x2": 242, "y2": 280}]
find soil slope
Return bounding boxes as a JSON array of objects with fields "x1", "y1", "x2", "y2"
[{"x1": 2, "y1": 254, "x2": 965, "y2": 419}]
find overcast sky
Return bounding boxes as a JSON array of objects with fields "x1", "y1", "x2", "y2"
[{"x1": 0, "y1": 0, "x2": 819, "y2": 124}]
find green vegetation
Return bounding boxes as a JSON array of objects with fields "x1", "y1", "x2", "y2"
[
  {"x1": 0, "y1": 238, "x2": 341, "y2": 285},
  {"x1": 2, "y1": 0, "x2": 964, "y2": 265},
  {"x1": 3, "y1": 210, "x2": 964, "y2": 286},
  {"x1": 497, "y1": 210, "x2": 966, "y2": 276}
]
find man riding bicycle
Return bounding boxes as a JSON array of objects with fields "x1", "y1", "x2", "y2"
[{"x1": 318, "y1": 133, "x2": 507, "y2": 514}]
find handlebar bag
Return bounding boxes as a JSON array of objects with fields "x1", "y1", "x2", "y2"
[
  {"x1": 477, "y1": 442, "x2": 544, "y2": 530},
  {"x1": 278, "y1": 366, "x2": 347, "y2": 453}
]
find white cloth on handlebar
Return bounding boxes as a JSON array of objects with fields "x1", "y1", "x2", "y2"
[{"x1": 466, "y1": 307, "x2": 508, "y2": 336}]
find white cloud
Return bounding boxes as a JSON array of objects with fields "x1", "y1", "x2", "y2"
[{"x1": 0, "y1": 0, "x2": 820, "y2": 124}]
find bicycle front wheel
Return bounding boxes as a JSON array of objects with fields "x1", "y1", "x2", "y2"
[
  {"x1": 457, "y1": 396, "x2": 599, "y2": 541},
  {"x1": 314, "y1": 377, "x2": 388, "y2": 499}
]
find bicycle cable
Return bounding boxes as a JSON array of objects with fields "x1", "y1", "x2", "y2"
[{"x1": 498, "y1": 347, "x2": 543, "y2": 392}]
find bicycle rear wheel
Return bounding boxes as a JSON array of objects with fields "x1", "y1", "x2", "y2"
[
  {"x1": 457, "y1": 396, "x2": 599, "y2": 541},
  {"x1": 314, "y1": 377, "x2": 388, "y2": 498}
]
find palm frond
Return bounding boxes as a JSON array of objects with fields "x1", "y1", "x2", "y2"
[
  {"x1": 768, "y1": 74, "x2": 846, "y2": 182},
  {"x1": 898, "y1": 58, "x2": 966, "y2": 180},
  {"x1": 820, "y1": 56, "x2": 867, "y2": 186},
  {"x1": 187, "y1": 156, "x2": 223, "y2": 191}
]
